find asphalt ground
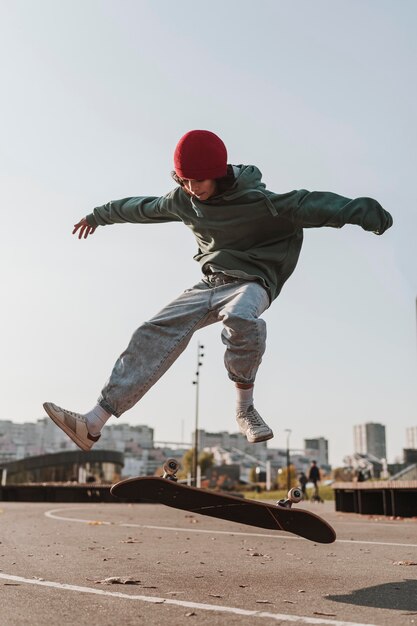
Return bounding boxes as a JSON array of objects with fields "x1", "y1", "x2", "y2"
[{"x1": 0, "y1": 500, "x2": 416, "y2": 626}]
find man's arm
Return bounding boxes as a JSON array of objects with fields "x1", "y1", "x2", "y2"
[
  {"x1": 73, "y1": 190, "x2": 183, "y2": 239},
  {"x1": 280, "y1": 190, "x2": 393, "y2": 235}
]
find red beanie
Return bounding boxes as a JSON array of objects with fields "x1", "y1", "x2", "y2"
[{"x1": 174, "y1": 130, "x2": 228, "y2": 180}]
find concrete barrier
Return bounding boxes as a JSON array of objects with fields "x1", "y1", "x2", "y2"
[
  {"x1": 333, "y1": 481, "x2": 417, "y2": 517},
  {"x1": 0, "y1": 483, "x2": 115, "y2": 503}
]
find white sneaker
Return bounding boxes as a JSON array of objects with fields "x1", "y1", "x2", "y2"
[
  {"x1": 236, "y1": 405, "x2": 274, "y2": 443},
  {"x1": 43, "y1": 402, "x2": 101, "y2": 451}
]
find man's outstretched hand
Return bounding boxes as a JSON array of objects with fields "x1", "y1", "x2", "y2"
[{"x1": 73, "y1": 217, "x2": 96, "y2": 239}]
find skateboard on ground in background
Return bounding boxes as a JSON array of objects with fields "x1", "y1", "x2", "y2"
[{"x1": 111, "y1": 458, "x2": 336, "y2": 544}]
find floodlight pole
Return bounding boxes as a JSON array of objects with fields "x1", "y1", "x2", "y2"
[
  {"x1": 285, "y1": 428, "x2": 292, "y2": 493},
  {"x1": 192, "y1": 342, "x2": 204, "y2": 487}
]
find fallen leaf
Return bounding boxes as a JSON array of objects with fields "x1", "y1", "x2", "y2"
[
  {"x1": 314, "y1": 612, "x2": 336, "y2": 617},
  {"x1": 256, "y1": 600, "x2": 273, "y2": 604}
]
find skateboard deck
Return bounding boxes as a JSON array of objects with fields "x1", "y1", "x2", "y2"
[{"x1": 111, "y1": 476, "x2": 336, "y2": 544}]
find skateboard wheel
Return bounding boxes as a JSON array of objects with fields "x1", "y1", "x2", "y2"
[
  {"x1": 163, "y1": 458, "x2": 181, "y2": 475},
  {"x1": 288, "y1": 488, "x2": 303, "y2": 503}
]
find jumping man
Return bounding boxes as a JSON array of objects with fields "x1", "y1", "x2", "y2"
[{"x1": 44, "y1": 130, "x2": 393, "y2": 451}]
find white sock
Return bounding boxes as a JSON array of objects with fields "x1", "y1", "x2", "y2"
[
  {"x1": 84, "y1": 404, "x2": 112, "y2": 436},
  {"x1": 236, "y1": 386, "x2": 254, "y2": 412}
]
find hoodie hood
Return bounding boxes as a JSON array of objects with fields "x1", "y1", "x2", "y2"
[
  {"x1": 207, "y1": 164, "x2": 278, "y2": 216},
  {"x1": 228, "y1": 164, "x2": 265, "y2": 192}
]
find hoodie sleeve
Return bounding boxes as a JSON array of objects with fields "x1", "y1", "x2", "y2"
[
  {"x1": 281, "y1": 190, "x2": 393, "y2": 235},
  {"x1": 86, "y1": 189, "x2": 183, "y2": 227}
]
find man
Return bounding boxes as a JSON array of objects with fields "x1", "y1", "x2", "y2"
[
  {"x1": 43, "y1": 130, "x2": 393, "y2": 452},
  {"x1": 308, "y1": 460, "x2": 321, "y2": 500}
]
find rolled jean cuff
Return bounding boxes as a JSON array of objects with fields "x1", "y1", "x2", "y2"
[
  {"x1": 228, "y1": 374, "x2": 256, "y2": 385},
  {"x1": 98, "y1": 395, "x2": 118, "y2": 417}
]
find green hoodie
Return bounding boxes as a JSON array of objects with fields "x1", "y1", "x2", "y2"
[{"x1": 87, "y1": 165, "x2": 393, "y2": 301}]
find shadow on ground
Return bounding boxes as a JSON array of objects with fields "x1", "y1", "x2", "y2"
[{"x1": 328, "y1": 579, "x2": 417, "y2": 611}]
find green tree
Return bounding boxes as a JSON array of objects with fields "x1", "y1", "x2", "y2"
[
  {"x1": 332, "y1": 466, "x2": 355, "y2": 482},
  {"x1": 275, "y1": 464, "x2": 297, "y2": 490},
  {"x1": 248, "y1": 466, "x2": 258, "y2": 483},
  {"x1": 199, "y1": 451, "x2": 214, "y2": 475},
  {"x1": 179, "y1": 449, "x2": 194, "y2": 477},
  {"x1": 179, "y1": 449, "x2": 214, "y2": 478}
]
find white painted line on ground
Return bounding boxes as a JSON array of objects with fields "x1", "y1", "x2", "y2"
[
  {"x1": 44, "y1": 507, "x2": 417, "y2": 548},
  {"x1": 334, "y1": 538, "x2": 417, "y2": 547},
  {"x1": 121, "y1": 524, "x2": 417, "y2": 547},
  {"x1": 0, "y1": 572, "x2": 376, "y2": 626},
  {"x1": 45, "y1": 508, "x2": 112, "y2": 524},
  {"x1": 334, "y1": 519, "x2": 417, "y2": 529}
]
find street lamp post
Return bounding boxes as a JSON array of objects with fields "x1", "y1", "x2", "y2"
[
  {"x1": 192, "y1": 342, "x2": 205, "y2": 487},
  {"x1": 285, "y1": 429, "x2": 292, "y2": 493}
]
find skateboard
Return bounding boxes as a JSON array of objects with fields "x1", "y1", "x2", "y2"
[{"x1": 111, "y1": 459, "x2": 336, "y2": 544}]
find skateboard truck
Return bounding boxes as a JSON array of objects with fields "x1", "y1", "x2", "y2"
[
  {"x1": 277, "y1": 487, "x2": 303, "y2": 509},
  {"x1": 162, "y1": 458, "x2": 181, "y2": 481}
]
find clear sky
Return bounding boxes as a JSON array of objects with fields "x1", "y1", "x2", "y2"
[{"x1": 1, "y1": 0, "x2": 416, "y2": 466}]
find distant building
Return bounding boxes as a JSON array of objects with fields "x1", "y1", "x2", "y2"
[
  {"x1": 343, "y1": 452, "x2": 384, "y2": 479},
  {"x1": 354, "y1": 422, "x2": 386, "y2": 460},
  {"x1": 0, "y1": 418, "x2": 73, "y2": 462},
  {"x1": 304, "y1": 437, "x2": 329, "y2": 466},
  {"x1": 406, "y1": 427, "x2": 417, "y2": 449},
  {"x1": 404, "y1": 448, "x2": 417, "y2": 465},
  {"x1": 0, "y1": 419, "x2": 154, "y2": 462},
  {"x1": 95, "y1": 423, "x2": 154, "y2": 452},
  {"x1": 195, "y1": 429, "x2": 268, "y2": 458},
  {"x1": 3, "y1": 449, "x2": 124, "y2": 483}
]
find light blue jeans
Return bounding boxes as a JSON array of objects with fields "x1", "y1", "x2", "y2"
[{"x1": 99, "y1": 275, "x2": 270, "y2": 417}]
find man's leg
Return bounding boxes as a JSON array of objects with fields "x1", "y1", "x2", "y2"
[
  {"x1": 43, "y1": 282, "x2": 217, "y2": 449},
  {"x1": 99, "y1": 283, "x2": 216, "y2": 416},
  {"x1": 217, "y1": 282, "x2": 269, "y2": 385},
  {"x1": 213, "y1": 281, "x2": 273, "y2": 443}
]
